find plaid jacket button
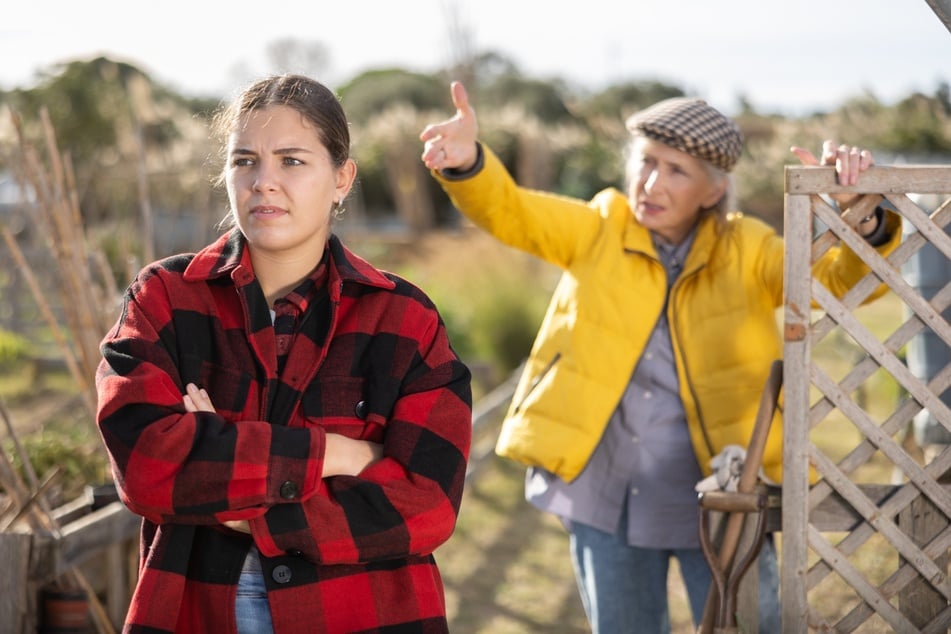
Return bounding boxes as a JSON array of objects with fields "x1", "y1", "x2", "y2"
[
  {"x1": 272, "y1": 565, "x2": 292, "y2": 584},
  {"x1": 279, "y1": 481, "x2": 299, "y2": 500},
  {"x1": 354, "y1": 400, "x2": 368, "y2": 419}
]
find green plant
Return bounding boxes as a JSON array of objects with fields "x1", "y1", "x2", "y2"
[
  {"x1": 371, "y1": 230, "x2": 557, "y2": 388},
  {"x1": 0, "y1": 328, "x2": 30, "y2": 369},
  {"x1": 3, "y1": 415, "x2": 110, "y2": 501}
]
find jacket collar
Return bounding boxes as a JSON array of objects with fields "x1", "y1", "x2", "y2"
[
  {"x1": 622, "y1": 210, "x2": 721, "y2": 272},
  {"x1": 183, "y1": 229, "x2": 396, "y2": 291}
]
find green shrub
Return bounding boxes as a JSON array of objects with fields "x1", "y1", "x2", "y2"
[
  {"x1": 3, "y1": 417, "x2": 110, "y2": 502},
  {"x1": 377, "y1": 230, "x2": 557, "y2": 388},
  {"x1": 0, "y1": 328, "x2": 30, "y2": 369}
]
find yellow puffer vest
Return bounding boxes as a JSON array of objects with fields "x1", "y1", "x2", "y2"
[{"x1": 435, "y1": 146, "x2": 901, "y2": 483}]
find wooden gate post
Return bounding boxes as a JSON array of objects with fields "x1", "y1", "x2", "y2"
[{"x1": 0, "y1": 532, "x2": 33, "y2": 634}]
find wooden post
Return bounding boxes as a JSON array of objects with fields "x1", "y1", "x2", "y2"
[
  {"x1": 781, "y1": 182, "x2": 813, "y2": 634},
  {"x1": 899, "y1": 493, "x2": 949, "y2": 625},
  {"x1": 0, "y1": 532, "x2": 32, "y2": 634}
]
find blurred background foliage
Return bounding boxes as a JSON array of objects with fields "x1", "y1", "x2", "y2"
[{"x1": 1, "y1": 42, "x2": 950, "y2": 397}]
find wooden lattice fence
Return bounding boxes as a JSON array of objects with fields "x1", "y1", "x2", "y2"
[{"x1": 782, "y1": 164, "x2": 951, "y2": 632}]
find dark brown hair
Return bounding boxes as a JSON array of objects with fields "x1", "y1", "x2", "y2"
[{"x1": 211, "y1": 74, "x2": 351, "y2": 182}]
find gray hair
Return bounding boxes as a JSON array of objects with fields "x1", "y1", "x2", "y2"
[{"x1": 624, "y1": 136, "x2": 736, "y2": 223}]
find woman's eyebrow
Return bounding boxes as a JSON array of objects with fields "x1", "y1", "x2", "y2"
[{"x1": 228, "y1": 146, "x2": 314, "y2": 155}]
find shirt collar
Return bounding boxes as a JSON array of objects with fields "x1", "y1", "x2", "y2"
[{"x1": 652, "y1": 228, "x2": 696, "y2": 275}]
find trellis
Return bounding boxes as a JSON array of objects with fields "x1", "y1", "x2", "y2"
[{"x1": 782, "y1": 164, "x2": 951, "y2": 632}]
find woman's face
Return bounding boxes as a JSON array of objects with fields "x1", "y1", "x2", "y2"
[
  {"x1": 628, "y1": 138, "x2": 726, "y2": 245},
  {"x1": 225, "y1": 104, "x2": 355, "y2": 261}
]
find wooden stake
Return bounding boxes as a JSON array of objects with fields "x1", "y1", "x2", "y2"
[{"x1": 0, "y1": 227, "x2": 95, "y2": 416}]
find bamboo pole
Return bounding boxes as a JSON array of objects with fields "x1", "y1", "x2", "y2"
[
  {"x1": 6, "y1": 106, "x2": 117, "y2": 420},
  {"x1": 37, "y1": 109, "x2": 105, "y2": 379},
  {"x1": 132, "y1": 120, "x2": 155, "y2": 265},
  {"x1": 0, "y1": 227, "x2": 95, "y2": 416},
  {"x1": 0, "y1": 467, "x2": 62, "y2": 531}
]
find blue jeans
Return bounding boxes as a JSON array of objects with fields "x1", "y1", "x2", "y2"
[
  {"x1": 235, "y1": 568, "x2": 274, "y2": 634},
  {"x1": 569, "y1": 521, "x2": 780, "y2": 634}
]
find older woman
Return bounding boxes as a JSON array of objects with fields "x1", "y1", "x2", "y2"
[{"x1": 420, "y1": 81, "x2": 900, "y2": 633}]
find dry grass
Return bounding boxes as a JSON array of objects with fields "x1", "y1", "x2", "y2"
[
  {"x1": 441, "y1": 457, "x2": 589, "y2": 633},
  {"x1": 441, "y1": 455, "x2": 699, "y2": 633}
]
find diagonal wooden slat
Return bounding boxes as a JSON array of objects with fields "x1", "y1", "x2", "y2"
[
  {"x1": 809, "y1": 447, "x2": 951, "y2": 599},
  {"x1": 810, "y1": 364, "x2": 951, "y2": 518},
  {"x1": 807, "y1": 434, "x2": 951, "y2": 600},
  {"x1": 804, "y1": 363, "x2": 951, "y2": 603},
  {"x1": 815, "y1": 493, "x2": 951, "y2": 630},
  {"x1": 810, "y1": 196, "x2": 951, "y2": 344},
  {"x1": 807, "y1": 524, "x2": 917, "y2": 631},
  {"x1": 811, "y1": 281, "x2": 951, "y2": 433},
  {"x1": 812, "y1": 201, "x2": 951, "y2": 354},
  {"x1": 807, "y1": 280, "x2": 951, "y2": 500},
  {"x1": 809, "y1": 194, "x2": 883, "y2": 267},
  {"x1": 809, "y1": 275, "x2": 951, "y2": 436},
  {"x1": 892, "y1": 195, "x2": 951, "y2": 262}
]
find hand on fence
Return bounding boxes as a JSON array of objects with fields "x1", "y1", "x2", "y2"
[{"x1": 790, "y1": 139, "x2": 875, "y2": 211}]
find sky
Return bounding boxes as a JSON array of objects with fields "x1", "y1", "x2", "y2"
[{"x1": 2, "y1": 0, "x2": 950, "y2": 117}]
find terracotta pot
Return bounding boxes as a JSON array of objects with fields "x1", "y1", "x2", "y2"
[{"x1": 41, "y1": 587, "x2": 91, "y2": 633}]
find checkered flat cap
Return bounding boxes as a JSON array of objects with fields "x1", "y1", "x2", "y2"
[{"x1": 625, "y1": 97, "x2": 744, "y2": 172}]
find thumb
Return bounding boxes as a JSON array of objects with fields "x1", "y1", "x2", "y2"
[
  {"x1": 450, "y1": 80, "x2": 472, "y2": 116},
  {"x1": 790, "y1": 145, "x2": 818, "y2": 166}
]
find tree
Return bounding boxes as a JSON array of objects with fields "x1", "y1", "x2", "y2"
[
  {"x1": 576, "y1": 80, "x2": 685, "y2": 123},
  {"x1": 337, "y1": 69, "x2": 447, "y2": 126},
  {"x1": 0, "y1": 57, "x2": 213, "y2": 227}
]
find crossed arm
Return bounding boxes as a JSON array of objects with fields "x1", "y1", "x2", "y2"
[{"x1": 182, "y1": 382, "x2": 383, "y2": 533}]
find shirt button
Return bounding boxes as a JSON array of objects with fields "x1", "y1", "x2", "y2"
[
  {"x1": 645, "y1": 352, "x2": 653, "y2": 360},
  {"x1": 631, "y1": 436, "x2": 639, "y2": 443},
  {"x1": 644, "y1": 391, "x2": 652, "y2": 399},
  {"x1": 272, "y1": 564, "x2": 292, "y2": 584},
  {"x1": 631, "y1": 488, "x2": 639, "y2": 495},
  {"x1": 279, "y1": 481, "x2": 299, "y2": 500},
  {"x1": 354, "y1": 400, "x2": 368, "y2": 419}
]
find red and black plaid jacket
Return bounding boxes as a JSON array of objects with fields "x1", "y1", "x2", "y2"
[{"x1": 96, "y1": 230, "x2": 472, "y2": 633}]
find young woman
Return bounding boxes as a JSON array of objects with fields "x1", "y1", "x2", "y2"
[
  {"x1": 420, "y1": 81, "x2": 900, "y2": 633},
  {"x1": 96, "y1": 74, "x2": 472, "y2": 633}
]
